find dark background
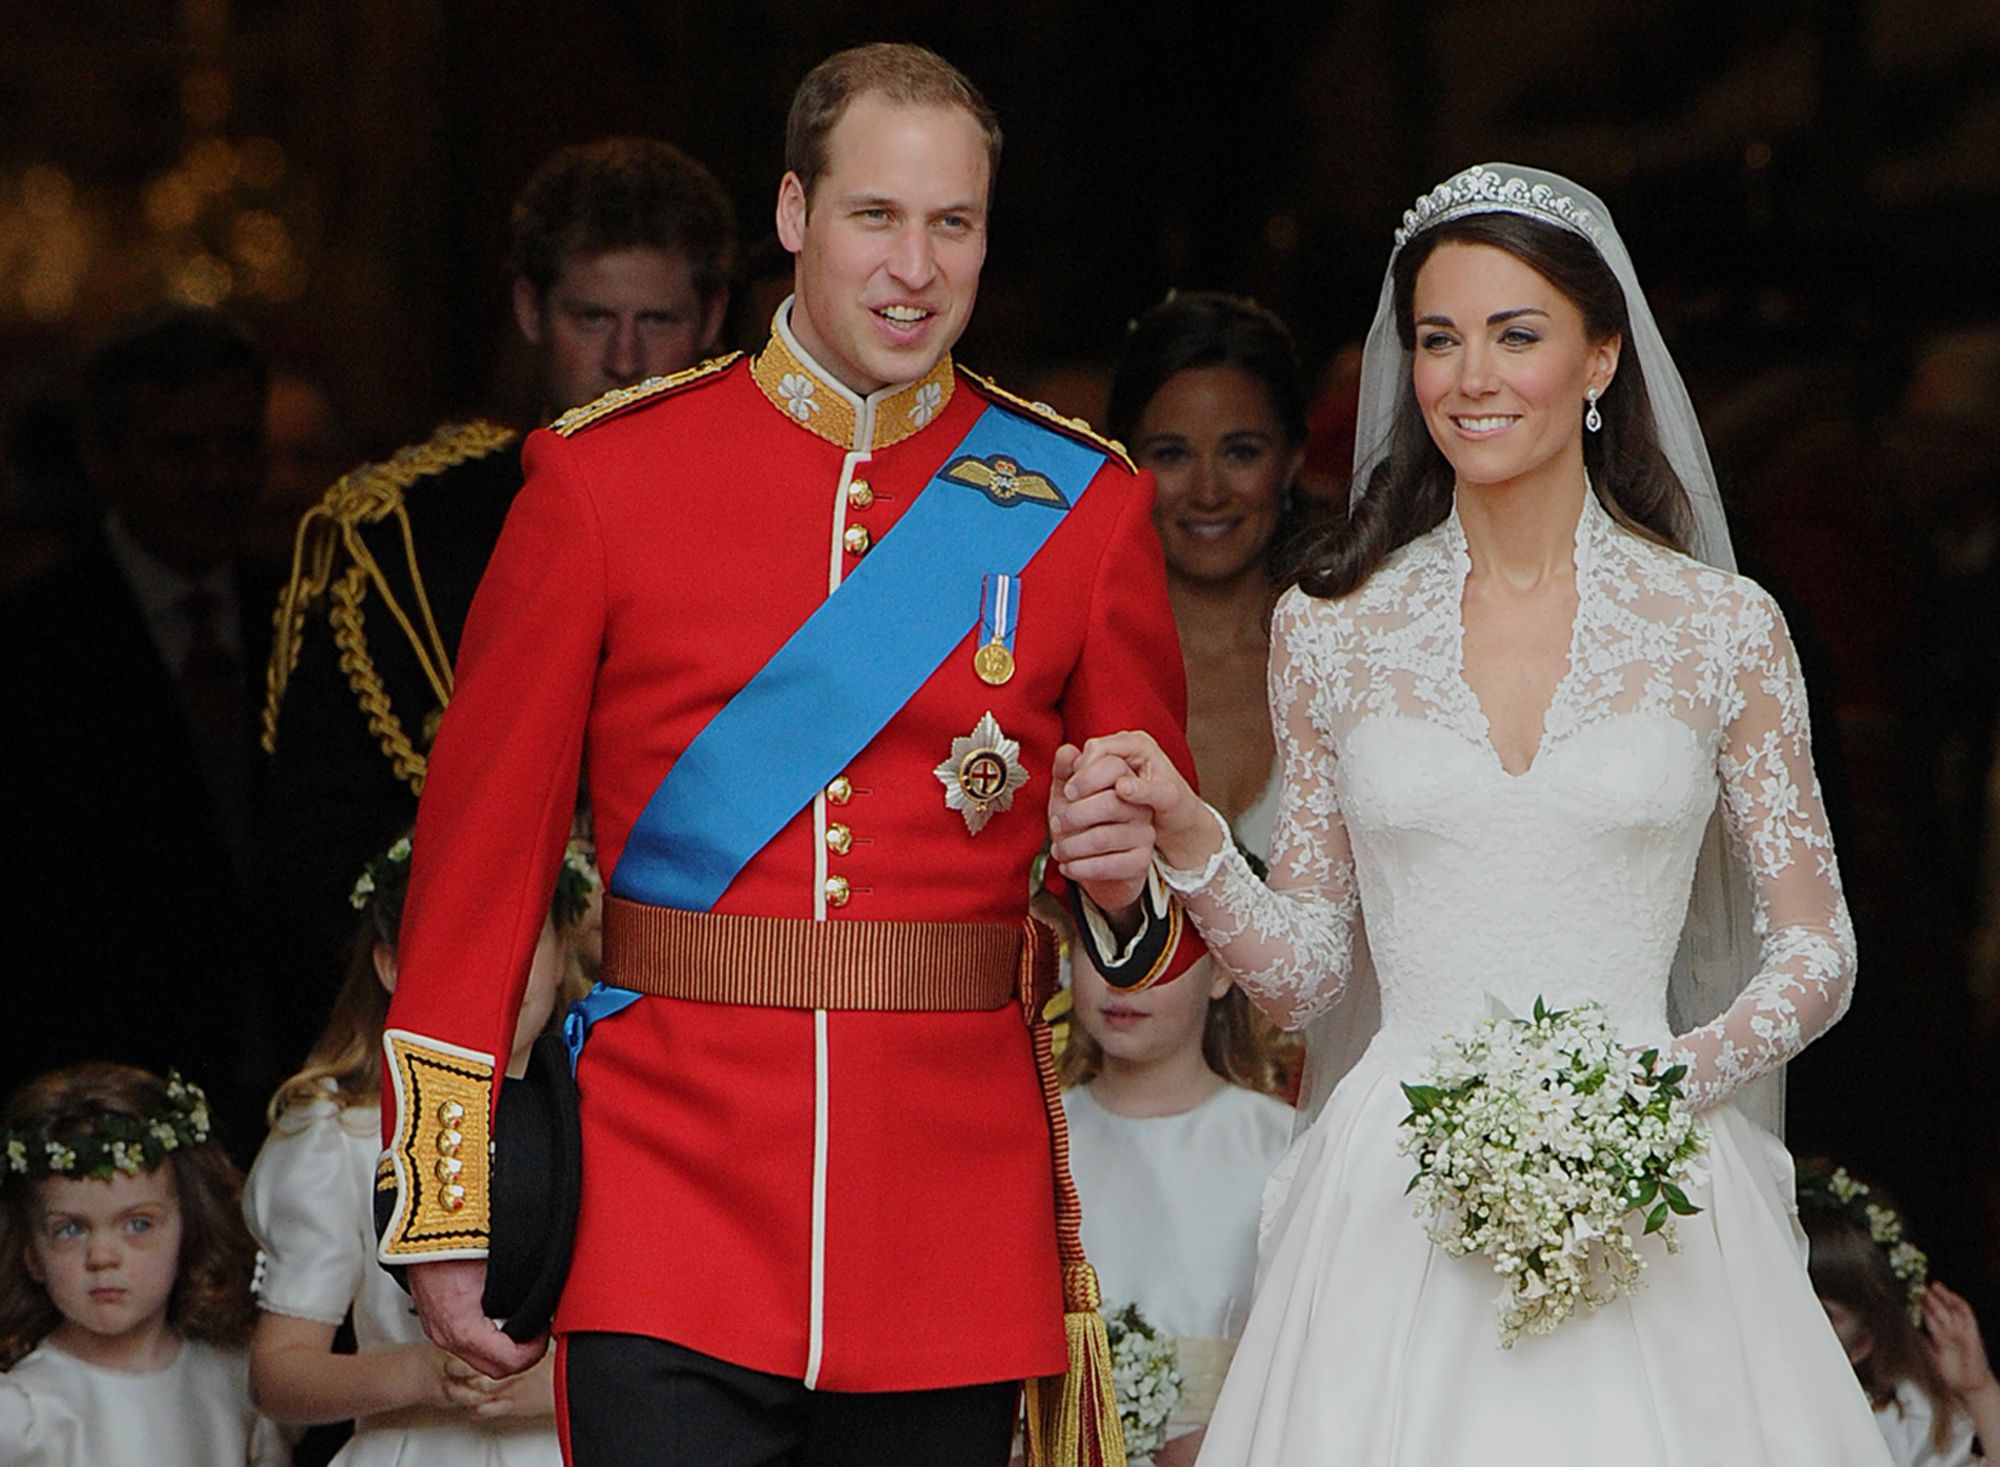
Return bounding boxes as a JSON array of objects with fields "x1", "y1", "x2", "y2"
[{"x1": 4, "y1": 0, "x2": 1997, "y2": 1338}]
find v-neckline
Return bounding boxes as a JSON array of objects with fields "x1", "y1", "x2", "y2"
[{"x1": 1444, "y1": 491, "x2": 1599, "y2": 780}]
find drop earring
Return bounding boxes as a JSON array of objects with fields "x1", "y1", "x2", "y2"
[{"x1": 1584, "y1": 388, "x2": 1602, "y2": 434}]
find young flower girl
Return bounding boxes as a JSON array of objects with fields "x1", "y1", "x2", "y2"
[
  {"x1": 241, "y1": 831, "x2": 594, "y2": 1465},
  {"x1": 1059, "y1": 926, "x2": 1295, "y2": 1466},
  {"x1": 0, "y1": 1062, "x2": 287, "y2": 1466},
  {"x1": 1802, "y1": 1163, "x2": 2000, "y2": 1466}
]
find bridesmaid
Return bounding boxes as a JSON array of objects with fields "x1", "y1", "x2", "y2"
[{"x1": 1106, "y1": 293, "x2": 1307, "y2": 861}]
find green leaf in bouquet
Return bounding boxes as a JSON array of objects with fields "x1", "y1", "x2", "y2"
[
  {"x1": 1533, "y1": 995, "x2": 1548, "y2": 1022},
  {"x1": 1645, "y1": 1201, "x2": 1670, "y2": 1234},
  {"x1": 1657, "y1": 1063, "x2": 1687, "y2": 1086},
  {"x1": 1661, "y1": 1181, "x2": 1699, "y2": 1216},
  {"x1": 1637, "y1": 1048, "x2": 1660, "y2": 1072},
  {"x1": 1632, "y1": 1176, "x2": 1659, "y2": 1207},
  {"x1": 1401, "y1": 1082, "x2": 1445, "y2": 1115}
]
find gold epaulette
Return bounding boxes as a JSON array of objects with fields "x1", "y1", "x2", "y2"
[
  {"x1": 549, "y1": 352, "x2": 742, "y2": 437},
  {"x1": 960, "y1": 369, "x2": 1136, "y2": 473},
  {"x1": 260, "y1": 420, "x2": 519, "y2": 795}
]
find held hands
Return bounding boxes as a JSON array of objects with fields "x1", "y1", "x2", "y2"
[
  {"x1": 409, "y1": 1258, "x2": 547, "y2": 1382},
  {"x1": 1048, "y1": 731, "x2": 1218, "y2": 905},
  {"x1": 441, "y1": 1352, "x2": 558, "y2": 1421}
]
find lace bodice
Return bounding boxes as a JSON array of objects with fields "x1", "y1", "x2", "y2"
[{"x1": 1165, "y1": 492, "x2": 1855, "y2": 1111}]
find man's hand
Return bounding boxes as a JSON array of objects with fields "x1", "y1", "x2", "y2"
[
  {"x1": 1048, "y1": 740, "x2": 1157, "y2": 913},
  {"x1": 408, "y1": 1258, "x2": 547, "y2": 1380},
  {"x1": 1051, "y1": 731, "x2": 1217, "y2": 888}
]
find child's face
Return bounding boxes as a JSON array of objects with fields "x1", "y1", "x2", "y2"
[
  {"x1": 1820, "y1": 1297, "x2": 1875, "y2": 1367},
  {"x1": 1072, "y1": 949, "x2": 1230, "y2": 1069},
  {"x1": 25, "y1": 1165, "x2": 183, "y2": 1344}
]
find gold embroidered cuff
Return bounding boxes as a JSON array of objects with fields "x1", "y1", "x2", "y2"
[{"x1": 377, "y1": 1029, "x2": 496, "y2": 1262}]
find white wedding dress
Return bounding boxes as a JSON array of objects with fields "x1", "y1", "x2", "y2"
[{"x1": 1175, "y1": 492, "x2": 1892, "y2": 1465}]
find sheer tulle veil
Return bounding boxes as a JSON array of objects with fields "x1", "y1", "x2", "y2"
[{"x1": 1293, "y1": 163, "x2": 1782, "y2": 1138}]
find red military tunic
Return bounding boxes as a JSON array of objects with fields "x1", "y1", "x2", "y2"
[{"x1": 379, "y1": 308, "x2": 1201, "y2": 1391}]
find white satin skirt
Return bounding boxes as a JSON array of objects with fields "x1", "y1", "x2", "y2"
[{"x1": 1196, "y1": 1046, "x2": 1894, "y2": 1466}]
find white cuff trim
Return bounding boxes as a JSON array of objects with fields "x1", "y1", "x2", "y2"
[{"x1": 1154, "y1": 803, "x2": 1234, "y2": 895}]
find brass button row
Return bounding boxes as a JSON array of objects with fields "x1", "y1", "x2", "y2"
[
  {"x1": 434, "y1": 1099, "x2": 467, "y2": 1210},
  {"x1": 824, "y1": 769, "x2": 858, "y2": 907},
  {"x1": 844, "y1": 478, "x2": 875, "y2": 557}
]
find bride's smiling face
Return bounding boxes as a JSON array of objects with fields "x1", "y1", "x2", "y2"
[{"x1": 1408, "y1": 241, "x2": 1618, "y2": 490}]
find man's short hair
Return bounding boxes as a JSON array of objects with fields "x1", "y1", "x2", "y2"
[
  {"x1": 78, "y1": 302, "x2": 267, "y2": 448},
  {"x1": 508, "y1": 137, "x2": 738, "y2": 303},
  {"x1": 785, "y1": 43, "x2": 1003, "y2": 209}
]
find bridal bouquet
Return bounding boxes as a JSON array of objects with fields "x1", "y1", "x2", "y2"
[
  {"x1": 1104, "y1": 1303, "x2": 1181, "y2": 1460},
  {"x1": 1398, "y1": 998, "x2": 1709, "y2": 1347}
]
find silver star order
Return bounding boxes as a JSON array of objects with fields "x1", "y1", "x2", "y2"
[{"x1": 934, "y1": 711, "x2": 1030, "y2": 834}]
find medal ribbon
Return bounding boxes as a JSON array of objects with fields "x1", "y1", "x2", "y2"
[
  {"x1": 979, "y1": 573, "x2": 1019, "y2": 673},
  {"x1": 609, "y1": 404, "x2": 1106, "y2": 911}
]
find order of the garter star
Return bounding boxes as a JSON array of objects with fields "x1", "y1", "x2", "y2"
[{"x1": 935, "y1": 711, "x2": 1030, "y2": 834}]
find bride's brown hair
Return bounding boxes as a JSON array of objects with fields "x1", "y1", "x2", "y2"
[{"x1": 1293, "y1": 211, "x2": 1695, "y2": 602}]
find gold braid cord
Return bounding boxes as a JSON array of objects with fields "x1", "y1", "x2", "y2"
[
  {"x1": 1020, "y1": 919, "x2": 1129, "y2": 1467},
  {"x1": 960, "y1": 368, "x2": 1136, "y2": 473},
  {"x1": 261, "y1": 420, "x2": 519, "y2": 793}
]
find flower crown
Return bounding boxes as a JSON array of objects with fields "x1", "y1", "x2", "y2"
[
  {"x1": 1798, "y1": 1163, "x2": 1930, "y2": 1324},
  {"x1": 350, "y1": 836, "x2": 600, "y2": 926},
  {"x1": 1395, "y1": 164, "x2": 1607, "y2": 250},
  {"x1": 3, "y1": 1074, "x2": 212, "y2": 1183}
]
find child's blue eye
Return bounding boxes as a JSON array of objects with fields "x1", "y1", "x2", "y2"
[{"x1": 127, "y1": 1216, "x2": 152, "y2": 1236}]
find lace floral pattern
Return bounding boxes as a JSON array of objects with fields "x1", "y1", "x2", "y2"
[{"x1": 1164, "y1": 492, "x2": 1855, "y2": 1112}]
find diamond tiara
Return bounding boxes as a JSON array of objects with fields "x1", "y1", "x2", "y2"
[{"x1": 1394, "y1": 165, "x2": 1606, "y2": 249}]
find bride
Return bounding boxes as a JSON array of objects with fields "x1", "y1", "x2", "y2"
[{"x1": 1050, "y1": 164, "x2": 1893, "y2": 1464}]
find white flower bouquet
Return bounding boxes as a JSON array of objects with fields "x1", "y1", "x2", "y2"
[
  {"x1": 1104, "y1": 1302, "x2": 1181, "y2": 1460},
  {"x1": 1398, "y1": 998, "x2": 1708, "y2": 1347}
]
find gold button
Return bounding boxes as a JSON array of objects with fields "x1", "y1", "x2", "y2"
[
  {"x1": 825, "y1": 823, "x2": 852, "y2": 856},
  {"x1": 436, "y1": 1128, "x2": 463, "y2": 1158},
  {"x1": 825, "y1": 775, "x2": 852, "y2": 805},
  {"x1": 436, "y1": 1100, "x2": 464, "y2": 1126},
  {"x1": 442, "y1": 1184, "x2": 466, "y2": 1211},
  {"x1": 824, "y1": 875, "x2": 851, "y2": 908},
  {"x1": 843, "y1": 524, "x2": 871, "y2": 556},
  {"x1": 435, "y1": 1156, "x2": 463, "y2": 1185},
  {"x1": 848, "y1": 479, "x2": 874, "y2": 510}
]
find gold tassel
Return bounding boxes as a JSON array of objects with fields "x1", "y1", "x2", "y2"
[{"x1": 1024, "y1": 1262, "x2": 1128, "y2": 1467}]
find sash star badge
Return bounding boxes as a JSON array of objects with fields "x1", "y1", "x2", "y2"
[{"x1": 935, "y1": 711, "x2": 1030, "y2": 834}]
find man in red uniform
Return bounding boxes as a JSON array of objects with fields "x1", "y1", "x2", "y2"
[{"x1": 377, "y1": 43, "x2": 1199, "y2": 1465}]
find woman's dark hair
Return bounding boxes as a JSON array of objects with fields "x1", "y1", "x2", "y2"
[
  {"x1": 1107, "y1": 291, "x2": 1311, "y2": 582},
  {"x1": 1294, "y1": 212, "x2": 1693, "y2": 600},
  {"x1": 1803, "y1": 1197, "x2": 1958, "y2": 1452},
  {"x1": 0, "y1": 1064, "x2": 257, "y2": 1368},
  {"x1": 1107, "y1": 292, "x2": 1309, "y2": 450}
]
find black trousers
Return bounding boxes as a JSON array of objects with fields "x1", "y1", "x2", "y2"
[{"x1": 560, "y1": 1332, "x2": 1020, "y2": 1466}]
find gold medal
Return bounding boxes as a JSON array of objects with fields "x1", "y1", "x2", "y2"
[
  {"x1": 934, "y1": 712, "x2": 1030, "y2": 834},
  {"x1": 973, "y1": 639, "x2": 1015, "y2": 686}
]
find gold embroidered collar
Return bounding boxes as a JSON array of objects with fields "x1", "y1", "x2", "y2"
[{"x1": 751, "y1": 298, "x2": 955, "y2": 452}]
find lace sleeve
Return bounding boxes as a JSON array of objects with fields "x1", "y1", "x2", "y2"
[
  {"x1": 1160, "y1": 593, "x2": 1361, "y2": 1030},
  {"x1": 1666, "y1": 586, "x2": 1856, "y2": 1110}
]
